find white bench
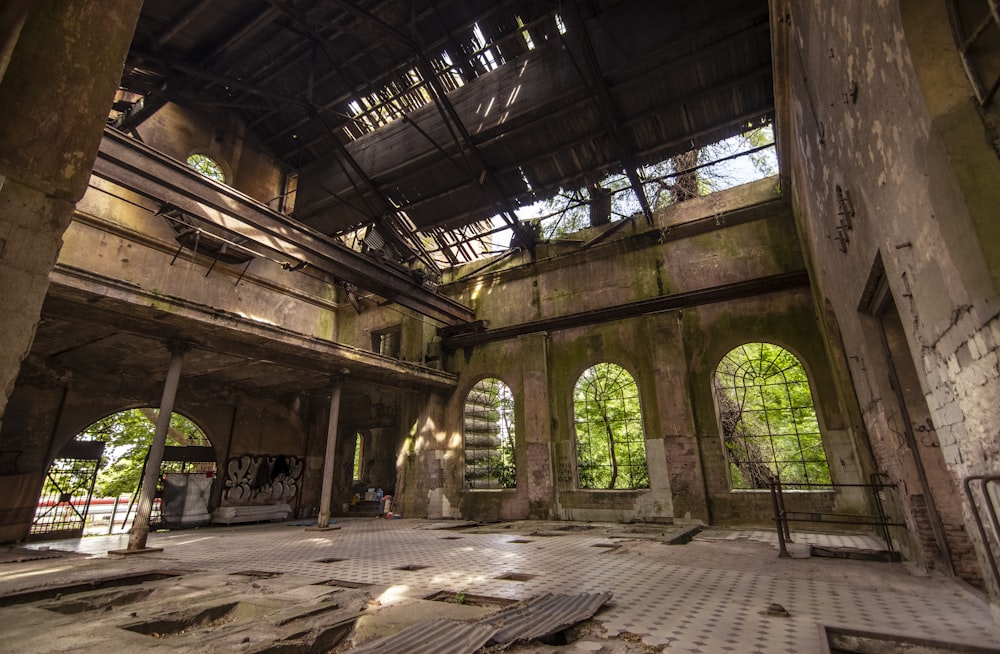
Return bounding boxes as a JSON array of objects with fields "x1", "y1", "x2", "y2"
[{"x1": 211, "y1": 503, "x2": 292, "y2": 525}]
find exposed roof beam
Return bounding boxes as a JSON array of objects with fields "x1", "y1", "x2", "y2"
[
  {"x1": 311, "y1": 3, "x2": 536, "y2": 252},
  {"x1": 154, "y1": 0, "x2": 212, "y2": 48},
  {"x1": 92, "y1": 128, "x2": 474, "y2": 325},
  {"x1": 561, "y1": 0, "x2": 653, "y2": 225},
  {"x1": 440, "y1": 271, "x2": 809, "y2": 349}
]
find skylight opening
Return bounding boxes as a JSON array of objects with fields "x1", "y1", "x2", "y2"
[
  {"x1": 516, "y1": 16, "x2": 536, "y2": 51},
  {"x1": 473, "y1": 23, "x2": 500, "y2": 71},
  {"x1": 555, "y1": 14, "x2": 568, "y2": 35}
]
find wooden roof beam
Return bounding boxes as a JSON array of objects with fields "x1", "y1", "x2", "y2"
[{"x1": 561, "y1": 0, "x2": 654, "y2": 225}]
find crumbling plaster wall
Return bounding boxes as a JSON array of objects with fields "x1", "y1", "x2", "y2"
[
  {"x1": 63, "y1": 175, "x2": 341, "y2": 343},
  {"x1": 684, "y1": 293, "x2": 868, "y2": 524},
  {"x1": 777, "y1": 0, "x2": 1000, "y2": 595},
  {"x1": 0, "y1": 377, "x2": 314, "y2": 541},
  {"x1": 136, "y1": 102, "x2": 285, "y2": 209},
  {"x1": 405, "y1": 180, "x2": 868, "y2": 525},
  {"x1": 0, "y1": 0, "x2": 144, "y2": 540}
]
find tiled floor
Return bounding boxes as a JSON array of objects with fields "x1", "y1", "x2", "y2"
[{"x1": 3, "y1": 519, "x2": 999, "y2": 652}]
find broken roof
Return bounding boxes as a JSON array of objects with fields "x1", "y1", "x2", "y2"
[{"x1": 116, "y1": 0, "x2": 774, "y2": 267}]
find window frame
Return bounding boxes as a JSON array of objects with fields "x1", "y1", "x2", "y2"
[
  {"x1": 462, "y1": 377, "x2": 517, "y2": 490},
  {"x1": 713, "y1": 342, "x2": 833, "y2": 491},
  {"x1": 185, "y1": 153, "x2": 228, "y2": 184},
  {"x1": 572, "y1": 362, "x2": 650, "y2": 491}
]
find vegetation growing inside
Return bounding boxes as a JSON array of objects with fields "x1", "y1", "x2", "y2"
[
  {"x1": 714, "y1": 343, "x2": 831, "y2": 489},
  {"x1": 464, "y1": 378, "x2": 517, "y2": 489},
  {"x1": 574, "y1": 363, "x2": 649, "y2": 490},
  {"x1": 76, "y1": 409, "x2": 211, "y2": 497}
]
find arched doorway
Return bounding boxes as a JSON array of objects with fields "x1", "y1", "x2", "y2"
[{"x1": 30, "y1": 409, "x2": 216, "y2": 540}]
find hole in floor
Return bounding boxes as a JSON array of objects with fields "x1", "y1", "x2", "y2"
[
  {"x1": 257, "y1": 618, "x2": 357, "y2": 653},
  {"x1": 314, "y1": 558, "x2": 346, "y2": 563},
  {"x1": 508, "y1": 539, "x2": 534, "y2": 544},
  {"x1": 439, "y1": 536, "x2": 463, "y2": 540},
  {"x1": 591, "y1": 543, "x2": 620, "y2": 549},
  {"x1": 494, "y1": 572, "x2": 534, "y2": 582},
  {"x1": 121, "y1": 601, "x2": 243, "y2": 637},
  {"x1": 275, "y1": 603, "x2": 341, "y2": 626},
  {"x1": 41, "y1": 587, "x2": 155, "y2": 614},
  {"x1": 824, "y1": 626, "x2": 1000, "y2": 654},
  {"x1": 557, "y1": 525, "x2": 595, "y2": 531},
  {"x1": 311, "y1": 579, "x2": 370, "y2": 589},
  {"x1": 424, "y1": 591, "x2": 518, "y2": 608},
  {"x1": 396, "y1": 564, "x2": 429, "y2": 571},
  {"x1": 0, "y1": 571, "x2": 182, "y2": 607},
  {"x1": 229, "y1": 570, "x2": 282, "y2": 579}
]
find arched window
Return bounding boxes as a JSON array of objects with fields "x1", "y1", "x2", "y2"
[
  {"x1": 186, "y1": 153, "x2": 226, "y2": 183},
  {"x1": 714, "y1": 342, "x2": 831, "y2": 489},
  {"x1": 463, "y1": 378, "x2": 516, "y2": 489},
  {"x1": 574, "y1": 363, "x2": 649, "y2": 490},
  {"x1": 352, "y1": 432, "x2": 364, "y2": 480}
]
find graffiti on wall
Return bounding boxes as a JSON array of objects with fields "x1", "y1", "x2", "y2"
[{"x1": 223, "y1": 454, "x2": 302, "y2": 504}]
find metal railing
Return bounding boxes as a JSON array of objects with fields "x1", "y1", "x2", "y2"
[
  {"x1": 768, "y1": 473, "x2": 905, "y2": 558},
  {"x1": 963, "y1": 475, "x2": 1000, "y2": 591}
]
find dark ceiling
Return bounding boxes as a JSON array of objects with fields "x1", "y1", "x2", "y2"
[
  {"x1": 18, "y1": 0, "x2": 778, "y2": 414},
  {"x1": 116, "y1": 0, "x2": 774, "y2": 268}
]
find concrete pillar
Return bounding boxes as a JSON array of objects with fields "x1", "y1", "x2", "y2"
[
  {"x1": 128, "y1": 344, "x2": 187, "y2": 551},
  {"x1": 0, "y1": 0, "x2": 142, "y2": 426},
  {"x1": 317, "y1": 381, "x2": 343, "y2": 528}
]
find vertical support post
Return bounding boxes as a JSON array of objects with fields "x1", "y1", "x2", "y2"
[
  {"x1": 127, "y1": 342, "x2": 187, "y2": 550},
  {"x1": 108, "y1": 496, "x2": 120, "y2": 535},
  {"x1": 770, "y1": 476, "x2": 790, "y2": 558},
  {"x1": 776, "y1": 477, "x2": 791, "y2": 541},
  {"x1": 317, "y1": 380, "x2": 343, "y2": 528}
]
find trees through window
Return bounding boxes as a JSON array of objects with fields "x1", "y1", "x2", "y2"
[
  {"x1": 186, "y1": 153, "x2": 226, "y2": 183},
  {"x1": 463, "y1": 378, "x2": 516, "y2": 489},
  {"x1": 714, "y1": 342, "x2": 832, "y2": 489},
  {"x1": 353, "y1": 432, "x2": 364, "y2": 481},
  {"x1": 574, "y1": 363, "x2": 649, "y2": 490}
]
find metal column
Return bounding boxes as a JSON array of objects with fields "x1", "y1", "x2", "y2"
[
  {"x1": 317, "y1": 380, "x2": 343, "y2": 528},
  {"x1": 127, "y1": 342, "x2": 187, "y2": 550}
]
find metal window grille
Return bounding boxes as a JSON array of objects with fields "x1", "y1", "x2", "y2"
[
  {"x1": 573, "y1": 363, "x2": 649, "y2": 490},
  {"x1": 464, "y1": 378, "x2": 517, "y2": 489},
  {"x1": 714, "y1": 343, "x2": 832, "y2": 490},
  {"x1": 948, "y1": 0, "x2": 1000, "y2": 107}
]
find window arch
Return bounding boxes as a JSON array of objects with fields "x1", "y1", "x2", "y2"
[
  {"x1": 714, "y1": 342, "x2": 831, "y2": 490},
  {"x1": 463, "y1": 378, "x2": 516, "y2": 489},
  {"x1": 186, "y1": 153, "x2": 227, "y2": 183},
  {"x1": 573, "y1": 363, "x2": 649, "y2": 490}
]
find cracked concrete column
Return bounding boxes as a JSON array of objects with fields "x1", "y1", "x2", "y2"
[
  {"x1": 0, "y1": 0, "x2": 142, "y2": 428},
  {"x1": 317, "y1": 380, "x2": 344, "y2": 528},
  {"x1": 128, "y1": 343, "x2": 187, "y2": 551}
]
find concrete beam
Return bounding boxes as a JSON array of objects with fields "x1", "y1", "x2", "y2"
[
  {"x1": 440, "y1": 270, "x2": 811, "y2": 349},
  {"x1": 91, "y1": 128, "x2": 475, "y2": 326}
]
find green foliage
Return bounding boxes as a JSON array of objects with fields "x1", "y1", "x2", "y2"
[
  {"x1": 80, "y1": 409, "x2": 208, "y2": 497},
  {"x1": 715, "y1": 343, "x2": 832, "y2": 489},
  {"x1": 353, "y1": 432, "x2": 364, "y2": 480},
  {"x1": 464, "y1": 378, "x2": 517, "y2": 489},
  {"x1": 528, "y1": 121, "x2": 776, "y2": 240},
  {"x1": 574, "y1": 363, "x2": 649, "y2": 490},
  {"x1": 186, "y1": 153, "x2": 226, "y2": 183}
]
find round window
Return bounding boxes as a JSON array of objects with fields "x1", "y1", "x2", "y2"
[{"x1": 186, "y1": 153, "x2": 226, "y2": 183}]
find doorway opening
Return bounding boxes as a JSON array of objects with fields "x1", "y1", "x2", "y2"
[{"x1": 31, "y1": 409, "x2": 216, "y2": 540}]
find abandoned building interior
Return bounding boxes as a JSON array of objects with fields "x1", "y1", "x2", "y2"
[{"x1": 1, "y1": 0, "x2": 1000, "y2": 651}]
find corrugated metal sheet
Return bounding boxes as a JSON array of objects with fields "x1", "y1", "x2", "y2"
[
  {"x1": 346, "y1": 620, "x2": 497, "y2": 654},
  {"x1": 343, "y1": 592, "x2": 612, "y2": 653},
  {"x1": 480, "y1": 592, "x2": 614, "y2": 645}
]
